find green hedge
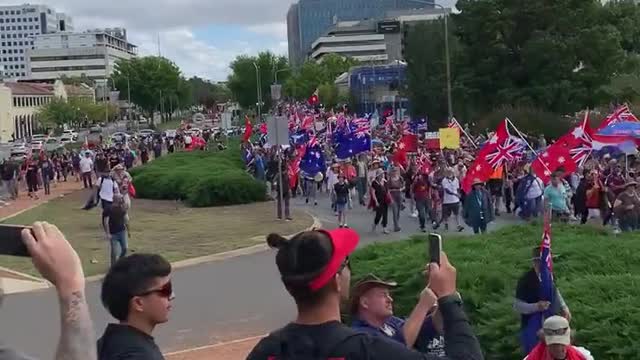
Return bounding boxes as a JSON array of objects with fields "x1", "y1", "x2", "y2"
[
  {"x1": 350, "y1": 224, "x2": 640, "y2": 359},
  {"x1": 130, "y1": 147, "x2": 266, "y2": 207}
]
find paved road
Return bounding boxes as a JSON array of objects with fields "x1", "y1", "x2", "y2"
[{"x1": 0, "y1": 191, "x2": 520, "y2": 358}]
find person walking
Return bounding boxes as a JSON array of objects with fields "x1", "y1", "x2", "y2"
[
  {"x1": 370, "y1": 169, "x2": 390, "y2": 234},
  {"x1": 111, "y1": 164, "x2": 133, "y2": 212},
  {"x1": 39, "y1": 155, "x2": 54, "y2": 196},
  {"x1": 440, "y1": 169, "x2": 464, "y2": 232},
  {"x1": 463, "y1": 179, "x2": 494, "y2": 234},
  {"x1": 413, "y1": 172, "x2": 432, "y2": 232},
  {"x1": 1, "y1": 159, "x2": 18, "y2": 200},
  {"x1": 25, "y1": 158, "x2": 39, "y2": 199},
  {"x1": 102, "y1": 194, "x2": 129, "y2": 265},
  {"x1": 356, "y1": 154, "x2": 368, "y2": 206},
  {"x1": 388, "y1": 167, "x2": 405, "y2": 232},
  {"x1": 334, "y1": 173, "x2": 350, "y2": 228},
  {"x1": 79, "y1": 152, "x2": 94, "y2": 189}
]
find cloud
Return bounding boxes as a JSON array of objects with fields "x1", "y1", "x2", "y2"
[{"x1": 0, "y1": 0, "x2": 297, "y2": 81}]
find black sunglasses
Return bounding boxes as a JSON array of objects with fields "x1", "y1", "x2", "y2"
[
  {"x1": 339, "y1": 256, "x2": 351, "y2": 273},
  {"x1": 137, "y1": 281, "x2": 173, "y2": 298}
]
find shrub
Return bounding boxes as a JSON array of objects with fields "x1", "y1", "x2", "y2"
[
  {"x1": 131, "y1": 147, "x2": 266, "y2": 207},
  {"x1": 350, "y1": 224, "x2": 640, "y2": 359}
]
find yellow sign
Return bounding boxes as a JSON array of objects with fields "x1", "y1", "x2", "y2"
[{"x1": 439, "y1": 128, "x2": 460, "y2": 149}]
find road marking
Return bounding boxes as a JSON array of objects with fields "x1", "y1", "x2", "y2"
[{"x1": 163, "y1": 334, "x2": 266, "y2": 356}]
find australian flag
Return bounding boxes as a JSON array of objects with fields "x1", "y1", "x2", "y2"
[
  {"x1": 300, "y1": 136, "x2": 325, "y2": 175},
  {"x1": 409, "y1": 117, "x2": 428, "y2": 134},
  {"x1": 334, "y1": 118, "x2": 371, "y2": 159},
  {"x1": 290, "y1": 130, "x2": 309, "y2": 147}
]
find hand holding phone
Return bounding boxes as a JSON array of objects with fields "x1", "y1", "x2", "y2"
[
  {"x1": 428, "y1": 233, "x2": 442, "y2": 265},
  {"x1": 0, "y1": 224, "x2": 31, "y2": 257}
]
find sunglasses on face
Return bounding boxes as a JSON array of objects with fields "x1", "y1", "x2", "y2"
[
  {"x1": 544, "y1": 327, "x2": 568, "y2": 337},
  {"x1": 137, "y1": 281, "x2": 173, "y2": 298},
  {"x1": 339, "y1": 256, "x2": 351, "y2": 273}
]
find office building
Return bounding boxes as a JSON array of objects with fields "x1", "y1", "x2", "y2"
[
  {"x1": 0, "y1": 4, "x2": 73, "y2": 80},
  {"x1": 309, "y1": 8, "x2": 447, "y2": 64},
  {"x1": 287, "y1": 0, "x2": 433, "y2": 66},
  {"x1": 27, "y1": 28, "x2": 137, "y2": 81}
]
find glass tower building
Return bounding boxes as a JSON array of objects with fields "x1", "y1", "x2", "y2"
[{"x1": 287, "y1": 0, "x2": 433, "y2": 66}]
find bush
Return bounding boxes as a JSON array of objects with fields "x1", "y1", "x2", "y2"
[
  {"x1": 130, "y1": 147, "x2": 266, "y2": 207},
  {"x1": 350, "y1": 224, "x2": 640, "y2": 359}
]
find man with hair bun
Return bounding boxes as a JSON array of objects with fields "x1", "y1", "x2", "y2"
[{"x1": 247, "y1": 228, "x2": 484, "y2": 360}]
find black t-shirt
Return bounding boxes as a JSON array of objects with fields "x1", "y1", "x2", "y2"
[
  {"x1": 97, "y1": 324, "x2": 164, "y2": 360},
  {"x1": 104, "y1": 206, "x2": 127, "y2": 234},
  {"x1": 247, "y1": 321, "x2": 434, "y2": 360},
  {"x1": 96, "y1": 157, "x2": 109, "y2": 172},
  {"x1": 334, "y1": 182, "x2": 350, "y2": 204},
  {"x1": 515, "y1": 269, "x2": 561, "y2": 329}
]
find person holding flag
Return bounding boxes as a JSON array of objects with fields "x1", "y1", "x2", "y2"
[{"x1": 514, "y1": 231, "x2": 571, "y2": 354}]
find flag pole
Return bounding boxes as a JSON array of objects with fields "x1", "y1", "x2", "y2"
[
  {"x1": 452, "y1": 117, "x2": 477, "y2": 149},
  {"x1": 505, "y1": 117, "x2": 552, "y2": 173}
]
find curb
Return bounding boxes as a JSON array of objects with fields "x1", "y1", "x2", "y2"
[{"x1": 2, "y1": 210, "x2": 322, "y2": 292}]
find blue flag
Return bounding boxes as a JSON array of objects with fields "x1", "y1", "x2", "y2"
[
  {"x1": 334, "y1": 120, "x2": 371, "y2": 158},
  {"x1": 300, "y1": 143, "x2": 325, "y2": 175},
  {"x1": 521, "y1": 225, "x2": 555, "y2": 354}
]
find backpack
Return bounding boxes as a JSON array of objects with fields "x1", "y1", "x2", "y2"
[{"x1": 265, "y1": 324, "x2": 364, "y2": 360}]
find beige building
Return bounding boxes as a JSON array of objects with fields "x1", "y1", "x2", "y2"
[{"x1": 0, "y1": 80, "x2": 94, "y2": 142}]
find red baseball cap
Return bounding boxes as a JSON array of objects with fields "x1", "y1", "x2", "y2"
[{"x1": 307, "y1": 228, "x2": 359, "y2": 291}]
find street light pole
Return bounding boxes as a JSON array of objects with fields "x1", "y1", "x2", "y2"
[
  {"x1": 274, "y1": 68, "x2": 289, "y2": 85},
  {"x1": 253, "y1": 62, "x2": 262, "y2": 121},
  {"x1": 127, "y1": 76, "x2": 132, "y2": 121},
  {"x1": 408, "y1": 1, "x2": 453, "y2": 120}
]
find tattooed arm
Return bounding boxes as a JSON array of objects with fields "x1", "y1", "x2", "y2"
[
  {"x1": 20, "y1": 222, "x2": 96, "y2": 360},
  {"x1": 56, "y1": 289, "x2": 96, "y2": 360}
]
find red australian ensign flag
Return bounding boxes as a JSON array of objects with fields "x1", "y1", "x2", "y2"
[
  {"x1": 531, "y1": 112, "x2": 593, "y2": 184},
  {"x1": 462, "y1": 119, "x2": 521, "y2": 192}
]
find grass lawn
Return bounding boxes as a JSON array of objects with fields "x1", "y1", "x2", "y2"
[
  {"x1": 0, "y1": 190, "x2": 312, "y2": 277},
  {"x1": 351, "y1": 223, "x2": 640, "y2": 359}
]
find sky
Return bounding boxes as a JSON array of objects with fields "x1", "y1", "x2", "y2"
[{"x1": 1, "y1": 0, "x2": 457, "y2": 82}]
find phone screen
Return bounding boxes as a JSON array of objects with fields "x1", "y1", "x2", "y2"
[
  {"x1": 0, "y1": 225, "x2": 30, "y2": 257},
  {"x1": 428, "y1": 233, "x2": 442, "y2": 265}
]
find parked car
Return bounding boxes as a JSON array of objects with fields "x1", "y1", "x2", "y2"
[
  {"x1": 45, "y1": 138, "x2": 63, "y2": 152},
  {"x1": 31, "y1": 134, "x2": 47, "y2": 143},
  {"x1": 30, "y1": 140, "x2": 43, "y2": 151},
  {"x1": 138, "y1": 129, "x2": 155, "y2": 138},
  {"x1": 110, "y1": 132, "x2": 130, "y2": 143},
  {"x1": 59, "y1": 136, "x2": 73, "y2": 145},
  {"x1": 10, "y1": 149, "x2": 28, "y2": 161},
  {"x1": 62, "y1": 129, "x2": 78, "y2": 141}
]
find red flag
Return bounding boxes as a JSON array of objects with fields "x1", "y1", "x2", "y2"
[
  {"x1": 462, "y1": 119, "x2": 517, "y2": 192},
  {"x1": 260, "y1": 123, "x2": 267, "y2": 135},
  {"x1": 531, "y1": 112, "x2": 593, "y2": 183},
  {"x1": 301, "y1": 115, "x2": 314, "y2": 130},
  {"x1": 597, "y1": 105, "x2": 639, "y2": 131},
  {"x1": 242, "y1": 116, "x2": 253, "y2": 142},
  {"x1": 398, "y1": 134, "x2": 418, "y2": 152},
  {"x1": 288, "y1": 145, "x2": 306, "y2": 190}
]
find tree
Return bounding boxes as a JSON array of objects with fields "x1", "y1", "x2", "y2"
[
  {"x1": 318, "y1": 83, "x2": 339, "y2": 110},
  {"x1": 227, "y1": 51, "x2": 289, "y2": 112},
  {"x1": 284, "y1": 54, "x2": 359, "y2": 101},
  {"x1": 188, "y1": 76, "x2": 232, "y2": 109},
  {"x1": 37, "y1": 98, "x2": 75, "y2": 128},
  {"x1": 112, "y1": 56, "x2": 186, "y2": 123},
  {"x1": 451, "y1": 0, "x2": 626, "y2": 115},
  {"x1": 405, "y1": 19, "x2": 462, "y2": 128}
]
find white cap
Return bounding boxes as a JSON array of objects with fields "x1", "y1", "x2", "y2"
[{"x1": 543, "y1": 316, "x2": 571, "y2": 345}]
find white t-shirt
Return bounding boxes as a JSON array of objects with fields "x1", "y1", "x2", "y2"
[
  {"x1": 98, "y1": 177, "x2": 119, "y2": 202},
  {"x1": 526, "y1": 176, "x2": 544, "y2": 199},
  {"x1": 79, "y1": 157, "x2": 93, "y2": 173},
  {"x1": 442, "y1": 177, "x2": 461, "y2": 204}
]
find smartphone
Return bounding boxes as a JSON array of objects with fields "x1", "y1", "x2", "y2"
[
  {"x1": 0, "y1": 224, "x2": 31, "y2": 257},
  {"x1": 428, "y1": 233, "x2": 442, "y2": 265}
]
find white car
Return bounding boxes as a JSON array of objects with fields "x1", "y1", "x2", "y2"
[
  {"x1": 59, "y1": 136, "x2": 73, "y2": 145},
  {"x1": 10, "y1": 149, "x2": 28, "y2": 161},
  {"x1": 62, "y1": 129, "x2": 78, "y2": 141},
  {"x1": 111, "y1": 132, "x2": 130, "y2": 142},
  {"x1": 45, "y1": 138, "x2": 63, "y2": 152},
  {"x1": 31, "y1": 134, "x2": 47, "y2": 143},
  {"x1": 30, "y1": 141, "x2": 43, "y2": 151},
  {"x1": 138, "y1": 129, "x2": 155, "y2": 138}
]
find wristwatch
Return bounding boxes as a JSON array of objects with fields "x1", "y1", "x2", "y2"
[{"x1": 439, "y1": 292, "x2": 463, "y2": 306}]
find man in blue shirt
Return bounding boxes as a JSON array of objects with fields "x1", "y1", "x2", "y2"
[{"x1": 350, "y1": 274, "x2": 446, "y2": 357}]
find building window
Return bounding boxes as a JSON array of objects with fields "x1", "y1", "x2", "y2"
[
  {"x1": 11, "y1": 18, "x2": 15, "y2": 23},
  {"x1": 20, "y1": 57, "x2": 23, "y2": 61},
  {"x1": 29, "y1": 25, "x2": 32, "y2": 29},
  {"x1": 11, "y1": 26, "x2": 15, "y2": 30},
  {"x1": 12, "y1": 34, "x2": 16, "y2": 38},
  {"x1": 17, "y1": 25, "x2": 21, "y2": 30},
  {"x1": 19, "y1": 49, "x2": 22, "y2": 53},
  {"x1": 13, "y1": 98, "x2": 16, "y2": 107},
  {"x1": 20, "y1": 64, "x2": 24, "y2": 68},
  {"x1": 16, "y1": 18, "x2": 20, "y2": 22},
  {"x1": 21, "y1": 72, "x2": 24, "y2": 76},
  {"x1": 34, "y1": 25, "x2": 38, "y2": 29}
]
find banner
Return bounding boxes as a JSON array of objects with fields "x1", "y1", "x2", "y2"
[
  {"x1": 424, "y1": 132, "x2": 440, "y2": 150},
  {"x1": 439, "y1": 128, "x2": 460, "y2": 149}
]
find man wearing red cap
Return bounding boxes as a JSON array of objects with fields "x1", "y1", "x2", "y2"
[{"x1": 247, "y1": 228, "x2": 483, "y2": 360}]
